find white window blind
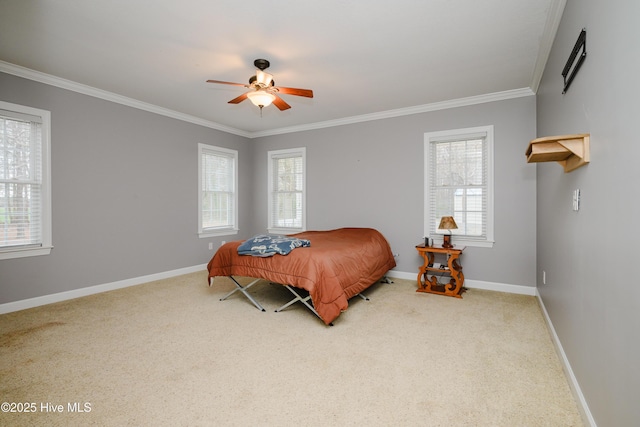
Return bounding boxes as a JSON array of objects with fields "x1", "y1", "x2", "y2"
[
  {"x1": 198, "y1": 144, "x2": 238, "y2": 237},
  {"x1": 268, "y1": 148, "x2": 306, "y2": 233},
  {"x1": 0, "y1": 103, "x2": 52, "y2": 259},
  {"x1": 424, "y1": 126, "x2": 494, "y2": 247}
]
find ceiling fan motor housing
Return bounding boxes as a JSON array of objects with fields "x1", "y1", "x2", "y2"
[{"x1": 249, "y1": 75, "x2": 275, "y2": 87}]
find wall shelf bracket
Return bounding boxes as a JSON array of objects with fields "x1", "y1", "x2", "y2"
[{"x1": 526, "y1": 134, "x2": 590, "y2": 173}]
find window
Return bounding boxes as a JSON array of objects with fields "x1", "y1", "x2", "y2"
[
  {"x1": 0, "y1": 101, "x2": 52, "y2": 260},
  {"x1": 198, "y1": 144, "x2": 238, "y2": 237},
  {"x1": 268, "y1": 147, "x2": 306, "y2": 234},
  {"x1": 424, "y1": 126, "x2": 494, "y2": 248}
]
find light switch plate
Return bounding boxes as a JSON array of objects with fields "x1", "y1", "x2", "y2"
[{"x1": 573, "y1": 189, "x2": 580, "y2": 211}]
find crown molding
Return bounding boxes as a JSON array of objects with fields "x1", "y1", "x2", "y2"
[
  {"x1": 530, "y1": 0, "x2": 567, "y2": 93},
  {"x1": 249, "y1": 87, "x2": 535, "y2": 138},
  {"x1": 0, "y1": 61, "x2": 250, "y2": 138},
  {"x1": 2, "y1": 60, "x2": 534, "y2": 140}
]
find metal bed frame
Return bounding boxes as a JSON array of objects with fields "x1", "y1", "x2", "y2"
[
  {"x1": 214, "y1": 276, "x2": 266, "y2": 311},
  {"x1": 210, "y1": 275, "x2": 393, "y2": 324}
]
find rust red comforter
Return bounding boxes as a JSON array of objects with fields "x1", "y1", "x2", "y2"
[{"x1": 207, "y1": 228, "x2": 396, "y2": 325}]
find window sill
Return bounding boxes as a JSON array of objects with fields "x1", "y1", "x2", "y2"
[
  {"x1": 199, "y1": 229, "x2": 238, "y2": 238},
  {"x1": 430, "y1": 238, "x2": 494, "y2": 249},
  {"x1": 0, "y1": 246, "x2": 53, "y2": 260}
]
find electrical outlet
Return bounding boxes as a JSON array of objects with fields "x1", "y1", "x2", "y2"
[
  {"x1": 543, "y1": 270, "x2": 546, "y2": 285},
  {"x1": 208, "y1": 242, "x2": 213, "y2": 250},
  {"x1": 221, "y1": 240, "x2": 226, "y2": 246}
]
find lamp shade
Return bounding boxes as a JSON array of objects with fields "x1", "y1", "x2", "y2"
[
  {"x1": 247, "y1": 90, "x2": 276, "y2": 108},
  {"x1": 438, "y1": 216, "x2": 458, "y2": 231}
]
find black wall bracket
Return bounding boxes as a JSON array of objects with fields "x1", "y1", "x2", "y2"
[{"x1": 562, "y1": 28, "x2": 587, "y2": 94}]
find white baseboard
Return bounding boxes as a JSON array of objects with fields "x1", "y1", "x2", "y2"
[
  {"x1": 464, "y1": 279, "x2": 537, "y2": 295},
  {"x1": 2, "y1": 268, "x2": 534, "y2": 314},
  {"x1": 386, "y1": 270, "x2": 537, "y2": 296},
  {"x1": 0, "y1": 264, "x2": 207, "y2": 315},
  {"x1": 535, "y1": 290, "x2": 597, "y2": 427}
]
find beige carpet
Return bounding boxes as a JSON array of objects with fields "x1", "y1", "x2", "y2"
[{"x1": 1, "y1": 272, "x2": 583, "y2": 426}]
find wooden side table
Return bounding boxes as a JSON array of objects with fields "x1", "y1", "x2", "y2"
[{"x1": 415, "y1": 244, "x2": 465, "y2": 298}]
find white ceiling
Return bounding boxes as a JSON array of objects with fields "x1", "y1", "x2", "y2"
[{"x1": 0, "y1": 0, "x2": 564, "y2": 137}]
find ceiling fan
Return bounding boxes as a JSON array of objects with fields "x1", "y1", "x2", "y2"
[{"x1": 206, "y1": 59, "x2": 313, "y2": 112}]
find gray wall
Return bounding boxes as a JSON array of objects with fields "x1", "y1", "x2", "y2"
[
  {"x1": 536, "y1": 0, "x2": 640, "y2": 425},
  {"x1": 0, "y1": 73, "x2": 253, "y2": 303},
  {"x1": 252, "y1": 96, "x2": 537, "y2": 287},
  {"x1": 1, "y1": 69, "x2": 537, "y2": 304}
]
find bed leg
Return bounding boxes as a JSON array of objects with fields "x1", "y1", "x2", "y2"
[
  {"x1": 354, "y1": 276, "x2": 392, "y2": 301},
  {"x1": 276, "y1": 285, "x2": 326, "y2": 324},
  {"x1": 220, "y1": 277, "x2": 266, "y2": 312},
  {"x1": 355, "y1": 292, "x2": 370, "y2": 301}
]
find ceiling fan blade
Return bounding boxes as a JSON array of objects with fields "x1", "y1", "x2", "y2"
[
  {"x1": 276, "y1": 87, "x2": 314, "y2": 98},
  {"x1": 228, "y1": 93, "x2": 248, "y2": 104},
  {"x1": 206, "y1": 79, "x2": 247, "y2": 87},
  {"x1": 272, "y1": 95, "x2": 291, "y2": 111}
]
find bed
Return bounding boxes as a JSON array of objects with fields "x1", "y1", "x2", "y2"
[{"x1": 207, "y1": 227, "x2": 396, "y2": 325}]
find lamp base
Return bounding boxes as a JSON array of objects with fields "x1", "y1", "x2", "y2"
[{"x1": 442, "y1": 234, "x2": 453, "y2": 248}]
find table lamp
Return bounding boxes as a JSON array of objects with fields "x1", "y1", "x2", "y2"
[{"x1": 438, "y1": 216, "x2": 458, "y2": 248}]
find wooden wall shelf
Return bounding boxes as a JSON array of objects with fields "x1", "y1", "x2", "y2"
[{"x1": 526, "y1": 134, "x2": 590, "y2": 173}]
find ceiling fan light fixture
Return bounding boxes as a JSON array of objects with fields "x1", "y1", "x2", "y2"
[{"x1": 246, "y1": 90, "x2": 276, "y2": 108}]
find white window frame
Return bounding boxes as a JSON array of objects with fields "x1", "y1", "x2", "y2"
[
  {"x1": 267, "y1": 147, "x2": 306, "y2": 235},
  {"x1": 198, "y1": 143, "x2": 238, "y2": 238},
  {"x1": 424, "y1": 125, "x2": 494, "y2": 248},
  {"x1": 0, "y1": 101, "x2": 52, "y2": 260}
]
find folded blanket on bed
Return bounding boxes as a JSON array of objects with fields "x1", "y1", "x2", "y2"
[{"x1": 237, "y1": 234, "x2": 311, "y2": 257}]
